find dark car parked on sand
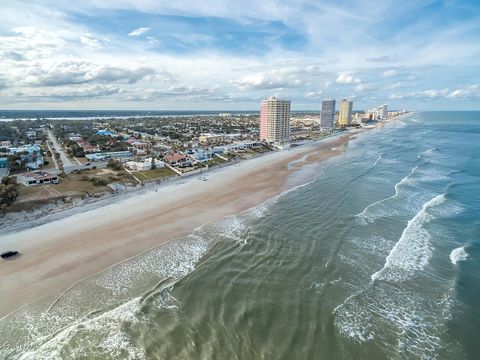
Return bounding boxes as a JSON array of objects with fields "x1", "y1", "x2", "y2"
[{"x1": 1, "y1": 251, "x2": 20, "y2": 259}]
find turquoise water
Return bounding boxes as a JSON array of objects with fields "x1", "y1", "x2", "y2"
[{"x1": 1, "y1": 111, "x2": 479, "y2": 359}]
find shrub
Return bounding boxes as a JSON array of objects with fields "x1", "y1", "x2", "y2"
[
  {"x1": 107, "y1": 159, "x2": 123, "y2": 171},
  {"x1": 91, "y1": 178, "x2": 108, "y2": 186},
  {"x1": 0, "y1": 176, "x2": 19, "y2": 208}
]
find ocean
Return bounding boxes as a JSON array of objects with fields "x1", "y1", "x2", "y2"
[{"x1": 1, "y1": 111, "x2": 479, "y2": 359}]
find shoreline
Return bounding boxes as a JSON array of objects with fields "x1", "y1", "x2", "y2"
[
  {"x1": 0, "y1": 131, "x2": 343, "y2": 235},
  {"x1": 0, "y1": 117, "x2": 405, "y2": 318}
]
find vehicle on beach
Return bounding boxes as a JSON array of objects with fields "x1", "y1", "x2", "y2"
[
  {"x1": 1, "y1": 250, "x2": 20, "y2": 259},
  {"x1": 198, "y1": 176, "x2": 208, "y2": 181}
]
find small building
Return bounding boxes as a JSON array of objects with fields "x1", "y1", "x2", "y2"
[
  {"x1": 7, "y1": 145, "x2": 41, "y2": 155},
  {"x1": 0, "y1": 157, "x2": 7, "y2": 168},
  {"x1": 17, "y1": 171, "x2": 59, "y2": 186},
  {"x1": 96, "y1": 129, "x2": 114, "y2": 136},
  {"x1": 199, "y1": 133, "x2": 225, "y2": 145},
  {"x1": 125, "y1": 158, "x2": 165, "y2": 171},
  {"x1": 191, "y1": 149, "x2": 213, "y2": 162},
  {"x1": 163, "y1": 153, "x2": 190, "y2": 166},
  {"x1": 85, "y1": 151, "x2": 132, "y2": 161}
]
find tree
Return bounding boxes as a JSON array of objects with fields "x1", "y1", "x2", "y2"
[
  {"x1": 0, "y1": 176, "x2": 19, "y2": 208},
  {"x1": 107, "y1": 159, "x2": 122, "y2": 171},
  {"x1": 151, "y1": 157, "x2": 156, "y2": 170}
]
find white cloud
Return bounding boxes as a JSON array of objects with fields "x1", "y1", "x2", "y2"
[
  {"x1": 336, "y1": 72, "x2": 361, "y2": 84},
  {"x1": 382, "y1": 70, "x2": 397, "y2": 78},
  {"x1": 146, "y1": 36, "x2": 158, "y2": 45},
  {"x1": 354, "y1": 83, "x2": 371, "y2": 92},
  {"x1": 80, "y1": 33, "x2": 103, "y2": 50},
  {"x1": 384, "y1": 81, "x2": 406, "y2": 90},
  {"x1": 128, "y1": 27, "x2": 150, "y2": 36},
  {"x1": 1, "y1": 1, "x2": 480, "y2": 109},
  {"x1": 22, "y1": 61, "x2": 157, "y2": 86},
  {"x1": 15, "y1": 84, "x2": 123, "y2": 100},
  {"x1": 422, "y1": 89, "x2": 449, "y2": 98},
  {"x1": 446, "y1": 85, "x2": 480, "y2": 99},
  {"x1": 389, "y1": 93, "x2": 404, "y2": 100},
  {"x1": 231, "y1": 68, "x2": 311, "y2": 91}
]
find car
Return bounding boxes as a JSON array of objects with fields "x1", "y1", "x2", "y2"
[
  {"x1": 84, "y1": 162, "x2": 91, "y2": 166},
  {"x1": 1, "y1": 250, "x2": 20, "y2": 259}
]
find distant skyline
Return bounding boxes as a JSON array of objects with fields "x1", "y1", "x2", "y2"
[{"x1": 1, "y1": 0, "x2": 479, "y2": 110}]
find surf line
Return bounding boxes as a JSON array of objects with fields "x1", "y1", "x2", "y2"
[
  {"x1": 370, "y1": 193, "x2": 446, "y2": 283},
  {"x1": 356, "y1": 165, "x2": 418, "y2": 221}
]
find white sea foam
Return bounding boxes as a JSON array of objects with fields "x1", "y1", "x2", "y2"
[
  {"x1": 95, "y1": 234, "x2": 208, "y2": 296},
  {"x1": 371, "y1": 153, "x2": 383, "y2": 168},
  {"x1": 450, "y1": 246, "x2": 469, "y2": 265},
  {"x1": 333, "y1": 278, "x2": 456, "y2": 357},
  {"x1": 19, "y1": 297, "x2": 145, "y2": 360},
  {"x1": 371, "y1": 194, "x2": 446, "y2": 282},
  {"x1": 356, "y1": 166, "x2": 417, "y2": 223},
  {"x1": 414, "y1": 168, "x2": 449, "y2": 183},
  {"x1": 420, "y1": 147, "x2": 437, "y2": 157}
]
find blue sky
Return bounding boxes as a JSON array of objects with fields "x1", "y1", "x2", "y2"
[{"x1": 0, "y1": 0, "x2": 479, "y2": 110}]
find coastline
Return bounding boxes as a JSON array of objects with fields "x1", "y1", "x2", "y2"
[
  {"x1": 0, "y1": 132, "x2": 343, "y2": 235},
  {"x1": 0, "y1": 119, "x2": 400, "y2": 318}
]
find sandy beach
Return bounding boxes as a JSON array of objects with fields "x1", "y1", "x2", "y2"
[{"x1": 0, "y1": 131, "x2": 356, "y2": 318}]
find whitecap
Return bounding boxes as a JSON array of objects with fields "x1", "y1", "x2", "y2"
[
  {"x1": 371, "y1": 194, "x2": 446, "y2": 282},
  {"x1": 356, "y1": 165, "x2": 417, "y2": 223},
  {"x1": 370, "y1": 153, "x2": 383, "y2": 168},
  {"x1": 450, "y1": 246, "x2": 469, "y2": 265}
]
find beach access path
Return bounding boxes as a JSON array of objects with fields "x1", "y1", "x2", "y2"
[{"x1": 47, "y1": 129, "x2": 74, "y2": 168}]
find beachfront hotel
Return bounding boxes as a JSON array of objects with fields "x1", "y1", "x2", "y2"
[
  {"x1": 320, "y1": 99, "x2": 336, "y2": 130},
  {"x1": 259, "y1": 96, "x2": 291, "y2": 143},
  {"x1": 338, "y1": 99, "x2": 353, "y2": 126}
]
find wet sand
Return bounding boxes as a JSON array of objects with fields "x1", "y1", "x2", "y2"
[{"x1": 0, "y1": 133, "x2": 354, "y2": 318}]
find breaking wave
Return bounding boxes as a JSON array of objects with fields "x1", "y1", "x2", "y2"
[
  {"x1": 450, "y1": 246, "x2": 469, "y2": 265},
  {"x1": 371, "y1": 194, "x2": 446, "y2": 282},
  {"x1": 356, "y1": 165, "x2": 417, "y2": 223}
]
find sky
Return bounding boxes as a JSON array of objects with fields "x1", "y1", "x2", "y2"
[{"x1": 1, "y1": 0, "x2": 479, "y2": 110}]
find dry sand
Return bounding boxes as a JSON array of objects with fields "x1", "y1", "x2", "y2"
[{"x1": 0, "y1": 132, "x2": 355, "y2": 318}]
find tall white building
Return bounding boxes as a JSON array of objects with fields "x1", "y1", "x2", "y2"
[
  {"x1": 320, "y1": 99, "x2": 336, "y2": 129},
  {"x1": 368, "y1": 104, "x2": 388, "y2": 120},
  {"x1": 380, "y1": 104, "x2": 388, "y2": 119},
  {"x1": 260, "y1": 96, "x2": 291, "y2": 142}
]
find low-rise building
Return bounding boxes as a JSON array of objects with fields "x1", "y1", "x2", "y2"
[
  {"x1": 85, "y1": 151, "x2": 132, "y2": 161},
  {"x1": 199, "y1": 133, "x2": 225, "y2": 145},
  {"x1": 125, "y1": 158, "x2": 165, "y2": 171},
  {"x1": 163, "y1": 152, "x2": 190, "y2": 166},
  {"x1": 17, "y1": 171, "x2": 59, "y2": 186}
]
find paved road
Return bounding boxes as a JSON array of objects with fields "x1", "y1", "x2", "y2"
[
  {"x1": 46, "y1": 130, "x2": 74, "y2": 168},
  {"x1": 44, "y1": 137, "x2": 59, "y2": 170}
]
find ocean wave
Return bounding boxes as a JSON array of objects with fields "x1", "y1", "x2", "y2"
[
  {"x1": 19, "y1": 297, "x2": 146, "y2": 360},
  {"x1": 95, "y1": 234, "x2": 208, "y2": 297},
  {"x1": 357, "y1": 163, "x2": 453, "y2": 224},
  {"x1": 418, "y1": 147, "x2": 437, "y2": 158},
  {"x1": 333, "y1": 276, "x2": 458, "y2": 358},
  {"x1": 356, "y1": 165, "x2": 417, "y2": 223},
  {"x1": 450, "y1": 246, "x2": 469, "y2": 265},
  {"x1": 370, "y1": 153, "x2": 383, "y2": 168},
  {"x1": 1, "y1": 194, "x2": 281, "y2": 358},
  {"x1": 371, "y1": 194, "x2": 446, "y2": 282}
]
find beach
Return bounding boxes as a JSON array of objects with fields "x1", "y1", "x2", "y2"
[
  {"x1": 0, "y1": 131, "x2": 354, "y2": 318},
  {"x1": 1, "y1": 112, "x2": 476, "y2": 359}
]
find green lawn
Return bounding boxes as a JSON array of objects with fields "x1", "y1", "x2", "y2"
[{"x1": 135, "y1": 167, "x2": 177, "y2": 181}]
